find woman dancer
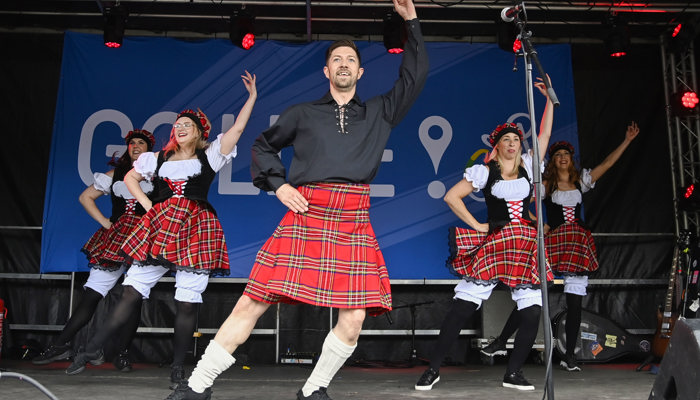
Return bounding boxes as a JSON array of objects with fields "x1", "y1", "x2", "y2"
[
  {"x1": 66, "y1": 72, "x2": 257, "y2": 387},
  {"x1": 480, "y1": 121, "x2": 640, "y2": 372},
  {"x1": 33, "y1": 129, "x2": 155, "y2": 372},
  {"x1": 415, "y1": 77, "x2": 554, "y2": 392}
]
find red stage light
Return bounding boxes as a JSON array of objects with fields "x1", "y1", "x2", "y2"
[
  {"x1": 383, "y1": 11, "x2": 407, "y2": 54},
  {"x1": 680, "y1": 183, "x2": 700, "y2": 211},
  {"x1": 241, "y1": 33, "x2": 255, "y2": 50},
  {"x1": 103, "y1": 4, "x2": 127, "y2": 48},
  {"x1": 672, "y1": 23, "x2": 683, "y2": 38},
  {"x1": 681, "y1": 91, "x2": 699, "y2": 109},
  {"x1": 230, "y1": 10, "x2": 255, "y2": 50},
  {"x1": 667, "y1": 16, "x2": 700, "y2": 54},
  {"x1": 671, "y1": 90, "x2": 700, "y2": 117},
  {"x1": 686, "y1": 184, "x2": 695, "y2": 199},
  {"x1": 512, "y1": 39, "x2": 522, "y2": 53},
  {"x1": 605, "y1": 14, "x2": 630, "y2": 58}
]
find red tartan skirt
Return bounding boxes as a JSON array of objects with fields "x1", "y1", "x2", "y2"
[
  {"x1": 545, "y1": 222, "x2": 598, "y2": 275},
  {"x1": 448, "y1": 222, "x2": 553, "y2": 288},
  {"x1": 122, "y1": 197, "x2": 230, "y2": 276},
  {"x1": 243, "y1": 183, "x2": 392, "y2": 316},
  {"x1": 82, "y1": 213, "x2": 142, "y2": 271}
]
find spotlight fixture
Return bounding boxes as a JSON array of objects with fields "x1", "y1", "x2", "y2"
[
  {"x1": 103, "y1": 4, "x2": 128, "y2": 48},
  {"x1": 604, "y1": 13, "x2": 630, "y2": 58},
  {"x1": 230, "y1": 9, "x2": 255, "y2": 50},
  {"x1": 672, "y1": 22, "x2": 683, "y2": 38},
  {"x1": 666, "y1": 15, "x2": 700, "y2": 54},
  {"x1": 670, "y1": 90, "x2": 700, "y2": 118},
  {"x1": 512, "y1": 38, "x2": 522, "y2": 54},
  {"x1": 679, "y1": 182, "x2": 700, "y2": 211},
  {"x1": 496, "y1": 18, "x2": 519, "y2": 53},
  {"x1": 383, "y1": 11, "x2": 407, "y2": 54}
]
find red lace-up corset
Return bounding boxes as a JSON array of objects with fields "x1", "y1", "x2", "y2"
[
  {"x1": 164, "y1": 178, "x2": 187, "y2": 198},
  {"x1": 507, "y1": 200, "x2": 525, "y2": 222},
  {"x1": 124, "y1": 199, "x2": 137, "y2": 214},
  {"x1": 563, "y1": 206, "x2": 576, "y2": 223}
]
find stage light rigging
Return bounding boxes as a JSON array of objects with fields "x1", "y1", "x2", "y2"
[
  {"x1": 666, "y1": 15, "x2": 700, "y2": 54},
  {"x1": 230, "y1": 9, "x2": 255, "y2": 50},
  {"x1": 604, "y1": 13, "x2": 630, "y2": 58},
  {"x1": 103, "y1": 4, "x2": 128, "y2": 48},
  {"x1": 383, "y1": 11, "x2": 407, "y2": 54},
  {"x1": 679, "y1": 182, "x2": 700, "y2": 211},
  {"x1": 670, "y1": 90, "x2": 700, "y2": 118}
]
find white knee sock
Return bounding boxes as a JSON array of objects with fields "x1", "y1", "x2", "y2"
[
  {"x1": 188, "y1": 340, "x2": 236, "y2": 393},
  {"x1": 301, "y1": 331, "x2": 357, "y2": 397}
]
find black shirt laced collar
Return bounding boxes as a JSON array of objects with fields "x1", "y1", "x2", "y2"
[
  {"x1": 315, "y1": 91, "x2": 365, "y2": 135},
  {"x1": 313, "y1": 91, "x2": 364, "y2": 107}
]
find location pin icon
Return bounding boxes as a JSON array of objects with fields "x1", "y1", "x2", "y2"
[{"x1": 419, "y1": 116, "x2": 453, "y2": 199}]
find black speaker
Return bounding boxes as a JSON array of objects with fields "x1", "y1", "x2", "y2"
[{"x1": 649, "y1": 318, "x2": 700, "y2": 400}]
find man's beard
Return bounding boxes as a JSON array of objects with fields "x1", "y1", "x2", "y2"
[{"x1": 332, "y1": 74, "x2": 356, "y2": 90}]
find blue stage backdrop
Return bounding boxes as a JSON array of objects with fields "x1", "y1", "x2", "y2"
[{"x1": 41, "y1": 31, "x2": 578, "y2": 279}]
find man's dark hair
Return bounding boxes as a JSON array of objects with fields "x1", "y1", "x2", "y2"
[{"x1": 325, "y1": 40, "x2": 361, "y2": 65}]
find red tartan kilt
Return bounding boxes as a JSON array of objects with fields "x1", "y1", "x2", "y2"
[
  {"x1": 545, "y1": 223, "x2": 598, "y2": 274},
  {"x1": 82, "y1": 214, "x2": 142, "y2": 270},
  {"x1": 244, "y1": 183, "x2": 392, "y2": 316},
  {"x1": 449, "y1": 222, "x2": 553, "y2": 287},
  {"x1": 122, "y1": 197, "x2": 230, "y2": 275}
]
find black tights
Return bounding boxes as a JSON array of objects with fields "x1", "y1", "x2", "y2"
[
  {"x1": 496, "y1": 294, "x2": 584, "y2": 360},
  {"x1": 565, "y1": 293, "x2": 583, "y2": 356},
  {"x1": 172, "y1": 300, "x2": 199, "y2": 366},
  {"x1": 429, "y1": 298, "x2": 478, "y2": 371},
  {"x1": 58, "y1": 287, "x2": 141, "y2": 353},
  {"x1": 86, "y1": 286, "x2": 142, "y2": 353},
  {"x1": 494, "y1": 293, "x2": 584, "y2": 363},
  {"x1": 117, "y1": 293, "x2": 142, "y2": 353},
  {"x1": 496, "y1": 306, "x2": 519, "y2": 341},
  {"x1": 506, "y1": 304, "x2": 541, "y2": 374},
  {"x1": 57, "y1": 287, "x2": 103, "y2": 345},
  {"x1": 429, "y1": 299, "x2": 541, "y2": 374}
]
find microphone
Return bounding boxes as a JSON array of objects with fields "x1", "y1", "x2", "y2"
[{"x1": 500, "y1": 3, "x2": 523, "y2": 23}]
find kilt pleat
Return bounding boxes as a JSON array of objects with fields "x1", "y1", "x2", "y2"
[
  {"x1": 81, "y1": 214, "x2": 142, "y2": 271},
  {"x1": 447, "y1": 222, "x2": 553, "y2": 288},
  {"x1": 545, "y1": 223, "x2": 598, "y2": 275},
  {"x1": 122, "y1": 197, "x2": 230, "y2": 276},
  {"x1": 243, "y1": 183, "x2": 392, "y2": 316}
]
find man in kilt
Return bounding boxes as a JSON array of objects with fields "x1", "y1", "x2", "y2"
[
  {"x1": 414, "y1": 77, "x2": 554, "y2": 392},
  {"x1": 166, "y1": 0, "x2": 428, "y2": 399},
  {"x1": 478, "y1": 121, "x2": 640, "y2": 372},
  {"x1": 33, "y1": 129, "x2": 155, "y2": 372}
]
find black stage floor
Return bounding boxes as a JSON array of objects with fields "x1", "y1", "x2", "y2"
[{"x1": 1, "y1": 359, "x2": 658, "y2": 400}]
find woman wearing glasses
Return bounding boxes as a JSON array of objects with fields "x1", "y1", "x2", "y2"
[{"x1": 67, "y1": 71, "x2": 257, "y2": 388}]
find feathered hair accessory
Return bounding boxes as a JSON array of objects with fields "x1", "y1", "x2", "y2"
[
  {"x1": 548, "y1": 141, "x2": 575, "y2": 158},
  {"x1": 125, "y1": 129, "x2": 155, "y2": 151},
  {"x1": 177, "y1": 108, "x2": 211, "y2": 140},
  {"x1": 488, "y1": 122, "x2": 523, "y2": 146}
]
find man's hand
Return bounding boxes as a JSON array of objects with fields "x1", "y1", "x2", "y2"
[
  {"x1": 275, "y1": 183, "x2": 309, "y2": 214},
  {"x1": 393, "y1": 0, "x2": 417, "y2": 21}
]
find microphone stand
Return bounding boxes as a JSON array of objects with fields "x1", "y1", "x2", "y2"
[
  {"x1": 389, "y1": 301, "x2": 434, "y2": 365},
  {"x1": 512, "y1": 6, "x2": 559, "y2": 399}
]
